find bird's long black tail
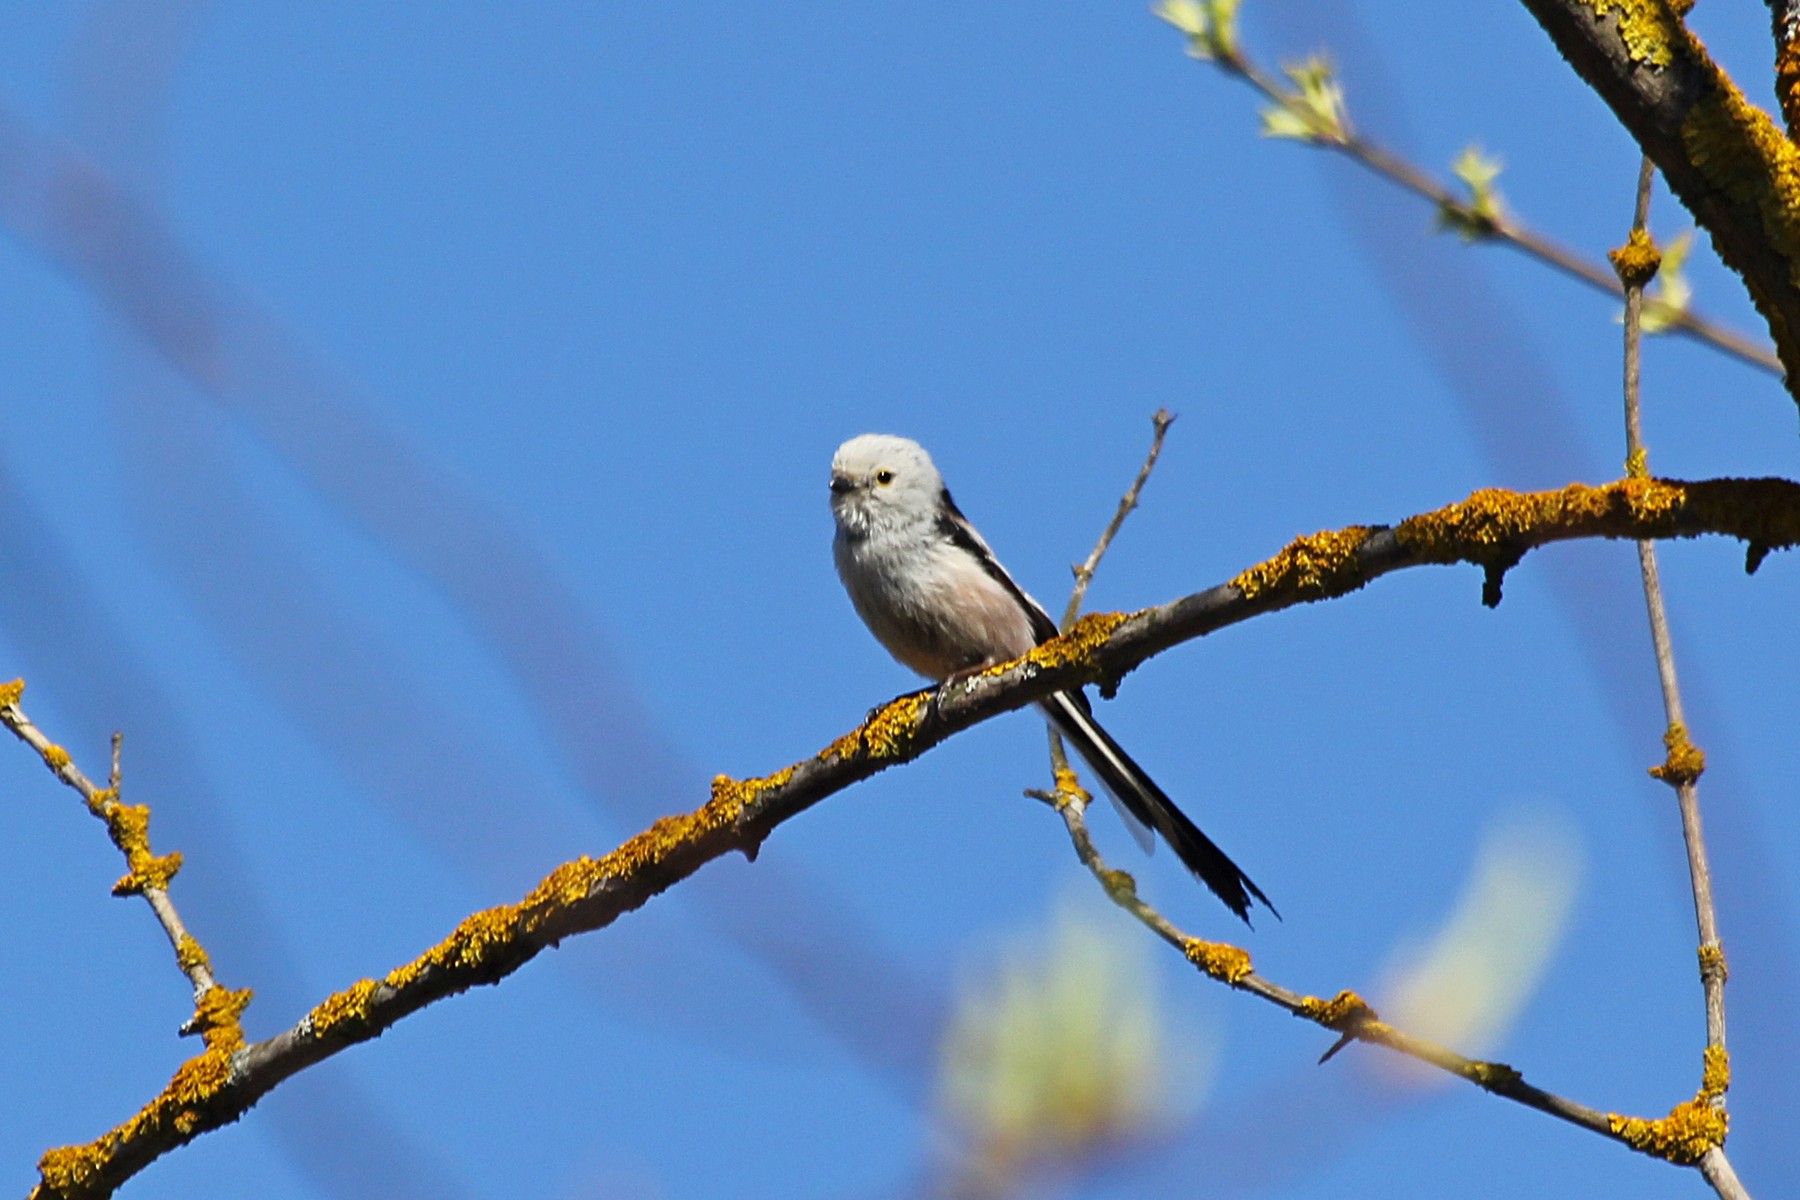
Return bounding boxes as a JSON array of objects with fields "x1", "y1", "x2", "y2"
[{"x1": 1040, "y1": 690, "x2": 1275, "y2": 925}]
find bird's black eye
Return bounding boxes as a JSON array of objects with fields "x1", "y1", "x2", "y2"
[{"x1": 875, "y1": 470, "x2": 895, "y2": 485}]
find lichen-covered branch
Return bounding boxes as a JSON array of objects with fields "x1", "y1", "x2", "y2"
[
  {"x1": 1612, "y1": 155, "x2": 1740, "y2": 1196},
  {"x1": 0, "y1": 686, "x2": 220, "y2": 1002},
  {"x1": 1030, "y1": 776, "x2": 1628, "y2": 1145},
  {"x1": 23, "y1": 474, "x2": 1800, "y2": 1199},
  {"x1": 1520, "y1": 0, "x2": 1800, "y2": 399}
]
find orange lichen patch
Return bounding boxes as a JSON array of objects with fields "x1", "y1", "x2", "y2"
[
  {"x1": 310, "y1": 979, "x2": 382, "y2": 1039},
  {"x1": 1230, "y1": 526, "x2": 1373, "y2": 602},
  {"x1": 380, "y1": 776, "x2": 780, "y2": 998},
  {"x1": 1607, "y1": 1046, "x2": 1730, "y2": 1163},
  {"x1": 1183, "y1": 938, "x2": 1252, "y2": 984},
  {"x1": 1698, "y1": 942, "x2": 1729, "y2": 983},
  {"x1": 40, "y1": 743, "x2": 71, "y2": 771},
  {"x1": 99, "y1": 802, "x2": 183, "y2": 895},
  {"x1": 1025, "y1": 611, "x2": 1130, "y2": 673},
  {"x1": 1625, "y1": 446, "x2": 1650, "y2": 480},
  {"x1": 1582, "y1": 0, "x2": 1683, "y2": 67},
  {"x1": 1648, "y1": 721, "x2": 1707, "y2": 786},
  {"x1": 706, "y1": 764, "x2": 796, "y2": 820},
  {"x1": 0, "y1": 677, "x2": 24, "y2": 708},
  {"x1": 174, "y1": 935, "x2": 212, "y2": 978},
  {"x1": 1050, "y1": 765, "x2": 1090, "y2": 809},
  {"x1": 1701, "y1": 1044, "x2": 1730, "y2": 1098},
  {"x1": 1609, "y1": 227, "x2": 1662, "y2": 287},
  {"x1": 819, "y1": 692, "x2": 930, "y2": 764},
  {"x1": 1297, "y1": 989, "x2": 1377, "y2": 1031},
  {"x1": 1464, "y1": 1060, "x2": 1523, "y2": 1091},
  {"x1": 1395, "y1": 480, "x2": 1698, "y2": 564},
  {"x1": 38, "y1": 1019, "x2": 249, "y2": 1188},
  {"x1": 189, "y1": 985, "x2": 252, "y2": 1048},
  {"x1": 1609, "y1": 1098, "x2": 1729, "y2": 1162}
]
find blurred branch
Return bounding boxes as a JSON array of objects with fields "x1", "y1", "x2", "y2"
[
  {"x1": 1613, "y1": 162, "x2": 1744, "y2": 1197},
  {"x1": 1154, "y1": 2, "x2": 1784, "y2": 376},
  {"x1": 1519, "y1": 0, "x2": 1800, "y2": 396},
  {"x1": 19, "y1": 473, "x2": 1800, "y2": 1198}
]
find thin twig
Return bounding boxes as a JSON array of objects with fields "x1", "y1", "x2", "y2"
[
  {"x1": 1050, "y1": 409, "x2": 1177, "y2": 781},
  {"x1": 0, "y1": 689, "x2": 218, "y2": 1001},
  {"x1": 1208, "y1": 50, "x2": 1782, "y2": 376},
  {"x1": 1026, "y1": 784, "x2": 1621, "y2": 1143},
  {"x1": 1061, "y1": 410, "x2": 1176, "y2": 630},
  {"x1": 1617, "y1": 159, "x2": 1741, "y2": 1196}
]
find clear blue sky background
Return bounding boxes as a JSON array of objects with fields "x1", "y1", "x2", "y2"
[{"x1": 1, "y1": 3, "x2": 1796, "y2": 1198}]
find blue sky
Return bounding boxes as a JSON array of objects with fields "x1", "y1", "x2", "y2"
[{"x1": 1, "y1": 3, "x2": 1796, "y2": 1198}]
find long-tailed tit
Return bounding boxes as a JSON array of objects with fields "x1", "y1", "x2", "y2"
[{"x1": 829, "y1": 433, "x2": 1273, "y2": 923}]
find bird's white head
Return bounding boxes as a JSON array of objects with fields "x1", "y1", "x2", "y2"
[{"x1": 829, "y1": 433, "x2": 945, "y2": 538}]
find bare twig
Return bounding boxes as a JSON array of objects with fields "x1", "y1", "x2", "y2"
[
  {"x1": 1193, "y1": 42, "x2": 1783, "y2": 376},
  {"x1": 1061, "y1": 410, "x2": 1176, "y2": 630},
  {"x1": 1050, "y1": 409, "x2": 1177, "y2": 779},
  {"x1": 19, "y1": 474, "x2": 1800, "y2": 1198},
  {"x1": 1613, "y1": 160, "x2": 1740, "y2": 1194}
]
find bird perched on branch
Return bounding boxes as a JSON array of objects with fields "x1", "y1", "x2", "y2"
[{"x1": 828, "y1": 433, "x2": 1274, "y2": 924}]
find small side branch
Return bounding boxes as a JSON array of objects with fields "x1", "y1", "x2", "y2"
[
  {"x1": 1061, "y1": 409, "x2": 1175, "y2": 629},
  {"x1": 0, "y1": 686, "x2": 219, "y2": 1001},
  {"x1": 1027, "y1": 782, "x2": 1619, "y2": 1143},
  {"x1": 1160, "y1": 8, "x2": 1782, "y2": 375}
]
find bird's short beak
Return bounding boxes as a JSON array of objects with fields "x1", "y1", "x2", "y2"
[{"x1": 829, "y1": 475, "x2": 853, "y2": 495}]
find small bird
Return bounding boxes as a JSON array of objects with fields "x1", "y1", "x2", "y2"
[{"x1": 829, "y1": 433, "x2": 1273, "y2": 923}]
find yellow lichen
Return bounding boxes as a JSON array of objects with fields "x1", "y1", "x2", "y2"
[
  {"x1": 0, "y1": 677, "x2": 23, "y2": 708},
  {"x1": 189, "y1": 985, "x2": 251, "y2": 1048},
  {"x1": 1607, "y1": 1046, "x2": 1730, "y2": 1163},
  {"x1": 310, "y1": 979, "x2": 382, "y2": 1038},
  {"x1": 41, "y1": 743, "x2": 70, "y2": 771},
  {"x1": 1701, "y1": 1044, "x2": 1730, "y2": 1098},
  {"x1": 1230, "y1": 526, "x2": 1373, "y2": 601},
  {"x1": 99, "y1": 802, "x2": 183, "y2": 895},
  {"x1": 1025, "y1": 610, "x2": 1130, "y2": 673},
  {"x1": 1648, "y1": 721, "x2": 1707, "y2": 786},
  {"x1": 1698, "y1": 942, "x2": 1729, "y2": 983},
  {"x1": 1678, "y1": 48, "x2": 1800, "y2": 368},
  {"x1": 708, "y1": 763, "x2": 797, "y2": 820},
  {"x1": 1609, "y1": 226, "x2": 1662, "y2": 287},
  {"x1": 1050, "y1": 765, "x2": 1090, "y2": 809},
  {"x1": 1625, "y1": 445, "x2": 1650, "y2": 480},
  {"x1": 819, "y1": 692, "x2": 930, "y2": 763},
  {"x1": 1183, "y1": 938, "x2": 1252, "y2": 983},
  {"x1": 1583, "y1": 0, "x2": 1683, "y2": 67},
  {"x1": 1298, "y1": 989, "x2": 1377, "y2": 1031},
  {"x1": 175, "y1": 935, "x2": 212, "y2": 978}
]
